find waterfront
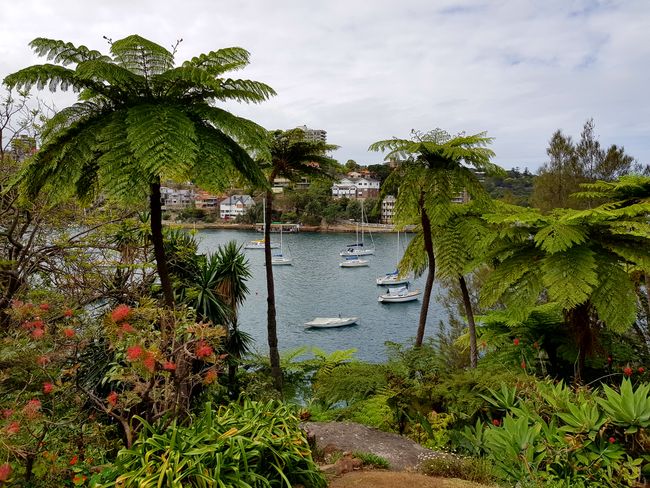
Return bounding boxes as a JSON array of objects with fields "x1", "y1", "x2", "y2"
[{"x1": 197, "y1": 229, "x2": 447, "y2": 362}]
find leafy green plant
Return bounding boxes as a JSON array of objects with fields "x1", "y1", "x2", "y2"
[
  {"x1": 352, "y1": 451, "x2": 390, "y2": 469},
  {"x1": 420, "y1": 454, "x2": 496, "y2": 484},
  {"x1": 597, "y1": 379, "x2": 650, "y2": 434},
  {"x1": 94, "y1": 400, "x2": 326, "y2": 488}
]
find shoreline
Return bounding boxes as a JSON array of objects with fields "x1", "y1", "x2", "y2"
[{"x1": 163, "y1": 221, "x2": 400, "y2": 233}]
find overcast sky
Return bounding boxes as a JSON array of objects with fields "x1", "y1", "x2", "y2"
[{"x1": 2, "y1": 0, "x2": 648, "y2": 170}]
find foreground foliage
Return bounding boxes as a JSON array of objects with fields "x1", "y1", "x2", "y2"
[{"x1": 94, "y1": 400, "x2": 326, "y2": 488}]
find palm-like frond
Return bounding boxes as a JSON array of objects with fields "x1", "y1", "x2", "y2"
[
  {"x1": 28, "y1": 37, "x2": 111, "y2": 65},
  {"x1": 110, "y1": 34, "x2": 174, "y2": 77}
]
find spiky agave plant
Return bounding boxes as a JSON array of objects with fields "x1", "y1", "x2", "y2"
[{"x1": 4, "y1": 35, "x2": 273, "y2": 308}]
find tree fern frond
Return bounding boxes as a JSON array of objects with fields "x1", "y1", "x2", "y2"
[
  {"x1": 590, "y1": 259, "x2": 638, "y2": 333},
  {"x1": 41, "y1": 101, "x2": 104, "y2": 141},
  {"x1": 534, "y1": 221, "x2": 588, "y2": 253},
  {"x1": 481, "y1": 247, "x2": 542, "y2": 308},
  {"x1": 183, "y1": 47, "x2": 251, "y2": 73},
  {"x1": 398, "y1": 232, "x2": 427, "y2": 278},
  {"x1": 110, "y1": 35, "x2": 174, "y2": 77},
  {"x1": 75, "y1": 59, "x2": 143, "y2": 90},
  {"x1": 3, "y1": 64, "x2": 81, "y2": 92},
  {"x1": 125, "y1": 104, "x2": 198, "y2": 180},
  {"x1": 28, "y1": 37, "x2": 111, "y2": 65},
  {"x1": 212, "y1": 78, "x2": 277, "y2": 103},
  {"x1": 542, "y1": 247, "x2": 598, "y2": 309},
  {"x1": 194, "y1": 104, "x2": 269, "y2": 158}
]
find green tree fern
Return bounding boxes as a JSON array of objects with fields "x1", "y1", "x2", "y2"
[{"x1": 4, "y1": 35, "x2": 273, "y2": 308}]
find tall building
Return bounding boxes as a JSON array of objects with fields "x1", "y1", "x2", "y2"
[{"x1": 295, "y1": 125, "x2": 327, "y2": 143}]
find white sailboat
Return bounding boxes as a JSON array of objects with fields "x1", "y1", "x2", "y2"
[
  {"x1": 339, "y1": 256, "x2": 369, "y2": 268},
  {"x1": 340, "y1": 202, "x2": 375, "y2": 256},
  {"x1": 376, "y1": 231, "x2": 410, "y2": 285},
  {"x1": 271, "y1": 224, "x2": 292, "y2": 266},
  {"x1": 378, "y1": 285, "x2": 421, "y2": 303},
  {"x1": 244, "y1": 199, "x2": 279, "y2": 250}
]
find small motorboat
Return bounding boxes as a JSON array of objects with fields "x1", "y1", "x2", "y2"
[
  {"x1": 304, "y1": 316, "x2": 359, "y2": 328},
  {"x1": 271, "y1": 253, "x2": 292, "y2": 265},
  {"x1": 376, "y1": 271, "x2": 410, "y2": 286},
  {"x1": 378, "y1": 285, "x2": 420, "y2": 303},
  {"x1": 340, "y1": 256, "x2": 369, "y2": 268}
]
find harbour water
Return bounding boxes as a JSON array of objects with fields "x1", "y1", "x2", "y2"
[{"x1": 197, "y1": 229, "x2": 447, "y2": 362}]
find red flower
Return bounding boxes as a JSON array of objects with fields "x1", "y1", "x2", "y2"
[
  {"x1": 2, "y1": 409, "x2": 13, "y2": 418},
  {"x1": 31, "y1": 320, "x2": 44, "y2": 329},
  {"x1": 64, "y1": 308, "x2": 74, "y2": 318},
  {"x1": 69, "y1": 455, "x2": 78, "y2": 466},
  {"x1": 203, "y1": 369, "x2": 218, "y2": 384},
  {"x1": 43, "y1": 382, "x2": 53, "y2": 394},
  {"x1": 521, "y1": 361, "x2": 526, "y2": 369},
  {"x1": 163, "y1": 361, "x2": 176, "y2": 371},
  {"x1": 39, "y1": 303, "x2": 50, "y2": 311},
  {"x1": 63, "y1": 328, "x2": 75, "y2": 338},
  {"x1": 0, "y1": 463, "x2": 12, "y2": 482},
  {"x1": 142, "y1": 352, "x2": 156, "y2": 372},
  {"x1": 120, "y1": 322, "x2": 135, "y2": 334},
  {"x1": 607, "y1": 355, "x2": 613, "y2": 364},
  {"x1": 111, "y1": 304, "x2": 131, "y2": 323},
  {"x1": 638, "y1": 367, "x2": 645, "y2": 374},
  {"x1": 72, "y1": 474, "x2": 87, "y2": 484},
  {"x1": 623, "y1": 366, "x2": 633, "y2": 377},
  {"x1": 608, "y1": 437, "x2": 616, "y2": 444},
  {"x1": 492, "y1": 418, "x2": 501, "y2": 426},
  {"x1": 6, "y1": 421, "x2": 20, "y2": 435},
  {"x1": 513, "y1": 338, "x2": 520, "y2": 346},
  {"x1": 31, "y1": 328, "x2": 45, "y2": 339},
  {"x1": 107, "y1": 391, "x2": 118, "y2": 406},
  {"x1": 126, "y1": 345, "x2": 143, "y2": 361},
  {"x1": 23, "y1": 399, "x2": 41, "y2": 419},
  {"x1": 195, "y1": 341, "x2": 213, "y2": 359},
  {"x1": 37, "y1": 355, "x2": 50, "y2": 366}
]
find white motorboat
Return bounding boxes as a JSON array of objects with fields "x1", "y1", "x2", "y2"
[
  {"x1": 340, "y1": 202, "x2": 375, "y2": 256},
  {"x1": 340, "y1": 256, "x2": 369, "y2": 267},
  {"x1": 378, "y1": 285, "x2": 421, "y2": 303},
  {"x1": 271, "y1": 225, "x2": 292, "y2": 265},
  {"x1": 304, "y1": 316, "x2": 359, "y2": 328}
]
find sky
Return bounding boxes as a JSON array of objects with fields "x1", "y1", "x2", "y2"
[{"x1": 1, "y1": 0, "x2": 649, "y2": 171}]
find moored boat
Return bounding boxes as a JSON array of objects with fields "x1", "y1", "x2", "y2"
[
  {"x1": 304, "y1": 316, "x2": 359, "y2": 328},
  {"x1": 378, "y1": 285, "x2": 420, "y2": 303},
  {"x1": 340, "y1": 256, "x2": 369, "y2": 267}
]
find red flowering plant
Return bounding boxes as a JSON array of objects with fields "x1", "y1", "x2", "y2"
[
  {"x1": 84, "y1": 303, "x2": 226, "y2": 447},
  {"x1": 0, "y1": 298, "x2": 115, "y2": 485}
]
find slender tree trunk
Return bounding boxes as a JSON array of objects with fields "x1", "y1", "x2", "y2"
[
  {"x1": 264, "y1": 189, "x2": 283, "y2": 393},
  {"x1": 415, "y1": 198, "x2": 435, "y2": 347},
  {"x1": 459, "y1": 274, "x2": 478, "y2": 368},
  {"x1": 149, "y1": 181, "x2": 175, "y2": 308},
  {"x1": 565, "y1": 302, "x2": 592, "y2": 384}
]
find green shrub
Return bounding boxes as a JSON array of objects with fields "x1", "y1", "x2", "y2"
[
  {"x1": 94, "y1": 400, "x2": 326, "y2": 487},
  {"x1": 352, "y1": 451, "x2": 390, "y2": 469},
  {"x1": 420, "y1": 454, "x2": 496, "y2": 484},
  {"x1": 345, "y1": 395, "x2": 395, "y2": 431}
]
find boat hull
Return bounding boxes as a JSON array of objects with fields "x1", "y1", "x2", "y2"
[
  {"x1": 340, "y1": 259, "x2": 369, "y2": 267},
  {"x1": 244, "y1": 241, "x2": 279, "y2": 249},
  {"x1": 304, "y1": 317, "x2": 359, "y2": 328},
  {"x1": 272, "y1": 257, "x2": 292, "y2": 265},
  {"x1": 376, "y1": 275, "x2": 410, "y2": 285},
  {"x1": 340, "y1": 248, "x2": 375, "y2": 256},
  {"x1": 378, "y1": 289, "x2": 421, "y2": 303}
]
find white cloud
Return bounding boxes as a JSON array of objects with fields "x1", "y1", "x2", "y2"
[{"x1": 2, "y1": 0, "x2": 649, "y2": 170}]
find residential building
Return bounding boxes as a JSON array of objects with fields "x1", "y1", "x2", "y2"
[
  {"x1": 331, "y1": 176, "x2": 380, "y2": 199},
  {"x1": 160, "y1": 186, "x2": 195, "y2": 209},
  {"x1": 381, "y1": 195, "x2": 396, "y2": 224},
  {"x1": 194, "y1": 190, "x2": 222, "y2": 210},
  {"x1": 295, "y1": 125, "x2": 327, "y2": 143},
  {"x1": 219, "y1": 194, "x2": 254, "y2": 219}
]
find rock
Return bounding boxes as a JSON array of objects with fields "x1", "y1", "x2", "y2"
[{"x1": 303, "y1": 421, "x2": 438, "y2": 471}]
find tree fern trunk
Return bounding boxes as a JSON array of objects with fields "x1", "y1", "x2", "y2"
[
  {"x1": 459, "y1": 274, "x2": 478, "y2": 368},
  {"x1": 416, "y1": 201, "x2": 435, "y2": 348},
  {"x1": 264, "y1": 189, "x2": 283, "y2": 393},
  {"x1": 149, "y1": 181, "x2": 175, "y2": 308}
]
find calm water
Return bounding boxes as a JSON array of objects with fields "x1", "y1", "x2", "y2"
[{"x1": 197, "y1": 229, "x2": 446, "y2": 362}]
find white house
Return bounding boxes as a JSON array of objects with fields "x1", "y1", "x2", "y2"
[
  {"x1": 331, "y1": 177, "x2": 380, "y2": 199},
  {"x1": 160, "y1": 187, "x2": 195, "y2": 209},
  {"x1": 220, "y1": 195, "x2": 255, "y2": 219}
]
